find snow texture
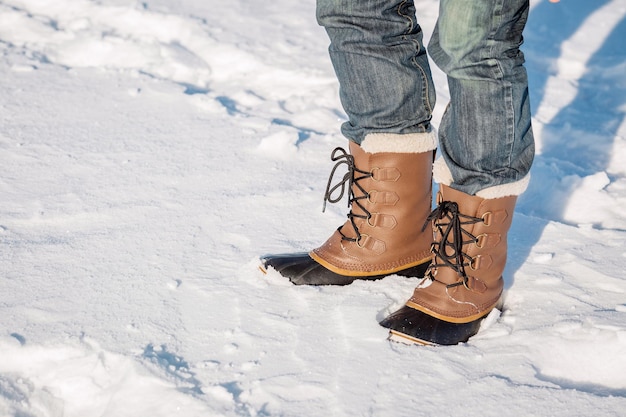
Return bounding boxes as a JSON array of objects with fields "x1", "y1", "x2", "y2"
[{"x1": 1, "y1": 0, "x2": 625, "y2": 416}]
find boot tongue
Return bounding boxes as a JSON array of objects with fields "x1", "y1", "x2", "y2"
[
  {"x1": 438, "y1": 184, "x2": 484, "y2": 217},
  {"x1": 345, "y1": 142, "x2": 371, "y2": 223}
]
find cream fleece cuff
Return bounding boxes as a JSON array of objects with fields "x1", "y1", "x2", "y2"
[
  {"x1": 432, "y1": 157, "x2": 530, "y2": 199},
  {"x1": 360, "y1": 130, "x2": 438, "y2": 154}
]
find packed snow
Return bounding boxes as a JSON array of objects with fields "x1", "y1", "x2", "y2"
[{"x1": 1, "y1": 0, "x2": 625, "y2": 416}]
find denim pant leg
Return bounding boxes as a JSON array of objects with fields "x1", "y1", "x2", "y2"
[
  {"x1": 317, "y1": 0, "x2": 436, "y2": 144},
  {"x1": 429, "y1": 0, "x2": 535, "y2": 195}
]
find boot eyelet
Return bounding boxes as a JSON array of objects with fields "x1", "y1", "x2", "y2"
[
  {"x1": 371, "y1": 167, "x2": 380, "y2": 181},
  {"x1": 475, "y1": 233, "x2": 488, "y2": 248},
  {"x1": 367, "y1": 191, "x2": 378, "y2": 203},
  {"x1": 356, "y1": 234, "x2": 370, "y2": 248},
  {"x1": 482, "y1": 211, "x2": 492, "y2": 226},
  {"x1": 367, "y1": 214, "x2": 377, "y2": 227},
  {"x1": 470, "y1": 255, "x2": 480, "y2": 270}
]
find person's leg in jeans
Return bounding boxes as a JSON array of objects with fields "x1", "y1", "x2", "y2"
[
  {"x1": 380, "y1": 0, "x2": 535, "y2": 345},
  {"x1": 316, "y1": 0, "x2": 435, "y2": 143},
  {"x1": 261, "y1": 0, "x2": 438, "y2": 285}
]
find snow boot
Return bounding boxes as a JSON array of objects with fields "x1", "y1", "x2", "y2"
[
  {"x1": 260, "y1": 132, "x2": 437, "y2": 285},
  {"x1": 380, "y1": 168, "x2": 526, "y2": 345}
]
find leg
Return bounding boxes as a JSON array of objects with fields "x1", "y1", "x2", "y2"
[
  {"x1": 429, "y1": 0, "x2": 534, "y2": 195},
  {"x1": 317, "y1": 0, "x2": 436, "y2": 143},
  {"x1": 380, "y1": 0, "x2": 536, "y2": 345},
  {"x1": 261, "y1": 0, "x2": 437, "y2": 285}
]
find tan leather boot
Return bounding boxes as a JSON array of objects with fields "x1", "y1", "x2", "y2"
[
  {"x1": 380, "y1": 178, "x2": 523, "y2": 345},
  {"x1": 261, "y1": 132, "x2": 436, "y2": 285}
]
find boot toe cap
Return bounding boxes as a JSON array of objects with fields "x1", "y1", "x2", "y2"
[
  {"x1": 261, "y1": 253, "x2": 357, "y2": 285},
  {"x1": 379, "y1": 305, "x2": 485, "y2": 346}
]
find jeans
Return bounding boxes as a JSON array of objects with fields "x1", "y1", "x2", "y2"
[{"x1": 317, "y1": 0, "x2": 535, "y2": 195}]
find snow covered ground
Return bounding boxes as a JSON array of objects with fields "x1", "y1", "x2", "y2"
[{"x1": 1, "y1": 0, "x2": 625, "y2": 415}]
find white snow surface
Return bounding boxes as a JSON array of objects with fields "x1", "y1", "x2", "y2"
[{"x1": 1, "y1": 0, "x2": 626, "y2": 415}]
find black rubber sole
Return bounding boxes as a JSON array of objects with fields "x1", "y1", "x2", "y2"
[
  {"x1": 260, "y1": 252, "x2": 430, "y2": 286},
  {"x1": 379, "y1": 305, "x2": 486, "y2": 346}
]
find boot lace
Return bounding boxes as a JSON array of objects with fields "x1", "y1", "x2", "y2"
[
  {"x1": 423, "y1": 201, "x2": 483, "y2": 289},
  {"x1": 322, "y1": 147, "x2": 373, "y2": 243}
]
